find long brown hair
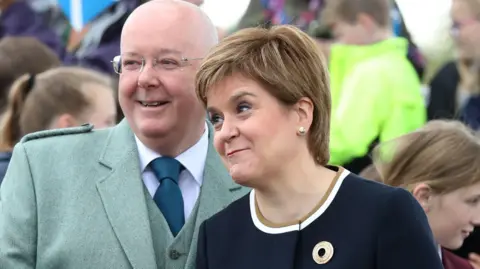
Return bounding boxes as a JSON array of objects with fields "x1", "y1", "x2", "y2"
[
  {"x1": 372, "y1": 120, "x2": 480, "y2": 194},
  {"x1": 0, "y1": 67, "x2": 113, "y2": 151}
]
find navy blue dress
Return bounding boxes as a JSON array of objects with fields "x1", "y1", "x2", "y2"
[{"x1": 196, "y1": 168, "x2": 443, "y2": 269}]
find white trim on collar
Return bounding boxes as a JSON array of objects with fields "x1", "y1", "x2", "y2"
[{"x1": 250, "y1": 169, "x2": 350, "y2": 234}]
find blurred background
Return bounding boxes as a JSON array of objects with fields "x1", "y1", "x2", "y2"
[
  {"x1": 202, "y1": 0, "x2": 454, "y2": 82},
  {"x1": 17, "y1": 0, "x2": 455, "y2": 83}
]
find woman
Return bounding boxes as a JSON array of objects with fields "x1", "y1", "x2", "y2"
[
  {"x1": 371, "y1": 120, "x2": 480, "y2": 269},
  {"x1": 0, "y1": 66, "x2": 117, "y2": 184},
  {"x1": 428, "y1": 0, "x2": 480, "y2": 122},
  {"x1": 194, "y1": 25, "x2": 443, "y2": 269}
]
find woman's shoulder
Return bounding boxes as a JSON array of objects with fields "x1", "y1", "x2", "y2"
[
  {"x1": 339, "y1": 173, "x2": 423, "y2": 218},
  {"x1": 203, "y1": 192, "x2": 251, "y2": 230},
  {"x1": 341, "y1": 172, "x2": 412, "y2": 201}
]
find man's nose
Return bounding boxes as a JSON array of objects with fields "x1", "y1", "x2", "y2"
[{"x1": 137, "y1": 64, "x2": 160, "y2": 89}]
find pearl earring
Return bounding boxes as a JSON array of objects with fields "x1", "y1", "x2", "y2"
[{"x1": 298, "y1": 126, "x2": 306, "y2": 136}]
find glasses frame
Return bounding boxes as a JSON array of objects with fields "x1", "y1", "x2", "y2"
[{"x1": 111, "y1": 54, "x2": 203, "y2": 74}]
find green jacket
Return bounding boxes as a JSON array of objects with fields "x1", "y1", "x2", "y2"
[
  {"x1": 0, "y1": 119, "x2": 248, "y2": 269},
  {"x1": 328, "y1": 38, "x2": 426, "y2": 166}
]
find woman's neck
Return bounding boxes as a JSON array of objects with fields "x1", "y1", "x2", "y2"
[{"x1": 254, "y1": 156, "x2": 338, "y2": 225}]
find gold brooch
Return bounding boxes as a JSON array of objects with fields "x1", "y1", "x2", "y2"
[{"x1": 312, "y1": 241, "x2": 334, "y2": 264}]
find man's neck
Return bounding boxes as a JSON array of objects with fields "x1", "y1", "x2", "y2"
[
  {"x1": 141, "y1": 122, "x2": 205, "y2": 158},
  {"x1": 368, "y1": 29, "x2": 393, "y2": 44}
]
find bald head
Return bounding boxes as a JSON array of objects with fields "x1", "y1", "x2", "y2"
[
  {"x1": 118, "y1": 0, "x2": 218, "y2": 158},
  {"x1": 121, "y1": 0, "x2": 218, "y2": 54}
]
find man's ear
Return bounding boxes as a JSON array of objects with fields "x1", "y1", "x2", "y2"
[{"x1": 357, "y1": 12, "x2": 377, "y2": 31}]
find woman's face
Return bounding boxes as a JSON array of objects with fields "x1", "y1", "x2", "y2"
[
  {"x1": 451, "y1": 0, "x2": 480, "y2": 59},
  {"x1": 206, "y1": 74, "x2": 306, "y2": 187},
  {"x1": 426, "y1": 181, "x2": 480, "y2": 249}
]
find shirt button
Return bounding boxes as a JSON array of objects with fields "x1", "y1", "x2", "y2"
[{"x1": 169, "y1": 249, "x2": 181, "y2": 260}]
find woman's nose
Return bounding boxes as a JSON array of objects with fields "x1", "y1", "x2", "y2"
[{"x1": 217, "y1": 118, "x2": 239, "y2": 143}]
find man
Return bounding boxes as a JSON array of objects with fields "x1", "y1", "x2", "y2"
[{"x1": 0, "y1": 1, "x2": 247, "y2": 268}]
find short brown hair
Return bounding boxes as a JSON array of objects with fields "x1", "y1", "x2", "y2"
[
  {"x1": 373, "y1": 120, "x2": 480, "y2": 194},
  {"x1": 322, "y1": 0, "x2": 391, "y2": 27},
  {"x1": 0, "y1": 37, "x2": 61, "y2": 113},
  {"x1": 0, "y1": 67, "x2": 113, "y2": 150},
  {"x1": 196, "y1": 25, "x2": 331, "y2": 165}
]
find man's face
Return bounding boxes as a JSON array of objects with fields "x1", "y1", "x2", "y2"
[{"x1": 118, "y1": 4, "x2": 207, "y2": 155}]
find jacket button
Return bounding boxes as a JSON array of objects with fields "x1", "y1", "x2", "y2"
[{"x1": 169, "y1": 249, "x2": 181, "y2": 260}]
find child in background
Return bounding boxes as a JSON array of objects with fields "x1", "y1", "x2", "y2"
[
  {"x1": 322, "y1": 0, "x2": 426, "y2": 174},
  {"x1": 372, "y1": 120, "x2": 480, "y2": 269}
]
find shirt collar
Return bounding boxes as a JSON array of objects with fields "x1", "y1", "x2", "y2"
[{"x1": 135, "y1": 122, "x2": 209, "y2": 185}]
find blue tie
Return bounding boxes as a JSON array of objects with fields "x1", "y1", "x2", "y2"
[{"x1": 150, "y1": 157, "x2": 185, "y2": 236}]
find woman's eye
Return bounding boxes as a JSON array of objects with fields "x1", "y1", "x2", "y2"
[
  {"x1": 209, "y1": 113, "x2": 223, "y2": 125},
  {"x1": 467, "y1": 197, "x2": 480, "y2": 206},
  {"x1": 237, "y1": 102, "x2": 251, "y2": 113}
]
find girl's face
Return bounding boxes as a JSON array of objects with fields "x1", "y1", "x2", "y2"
[{"x1": 425, "y1": 181, "x2": 480, "y2": 249}]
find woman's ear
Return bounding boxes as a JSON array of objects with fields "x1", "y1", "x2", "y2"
[
  {"x1": 293, "y1": 97, "x2": 314, "y2": 131},
  {"x1": 412, "y1": 183, "x2": 434, "y2": 212},
  {"x1": 51, "y1": 114, "x2": 78, "y2": 129}
]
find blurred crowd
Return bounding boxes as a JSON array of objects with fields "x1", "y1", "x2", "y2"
[{"x1": 0, "y1": 0, "x2": 479, "y2": 268}]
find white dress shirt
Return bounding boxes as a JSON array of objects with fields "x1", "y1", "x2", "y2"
[{"x1": 135, "y1": 124, "x2": 209, "y2": 220}]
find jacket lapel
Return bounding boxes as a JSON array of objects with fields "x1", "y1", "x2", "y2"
[
  {"x1": 184, "y1": 122, "x2": 249, "y2": 266},
  {"x1": 194, "y1": 142, "x2": 245, "y2": 223},
  {"x1": 96, "y1": 120, "x2": 157, "y2": 269}
]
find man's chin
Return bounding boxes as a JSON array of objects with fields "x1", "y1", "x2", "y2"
[{"x1": 134, "y1": 119, "x2": 172, "y2": 139}]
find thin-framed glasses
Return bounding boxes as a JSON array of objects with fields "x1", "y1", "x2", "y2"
[{"x1": 111, "y1": 54, "x2": 203, "y2": 74}]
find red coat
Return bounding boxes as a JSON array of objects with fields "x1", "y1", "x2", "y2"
[{"x1": 442, "y1": 248, "x2": 474, "y2": 269}]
